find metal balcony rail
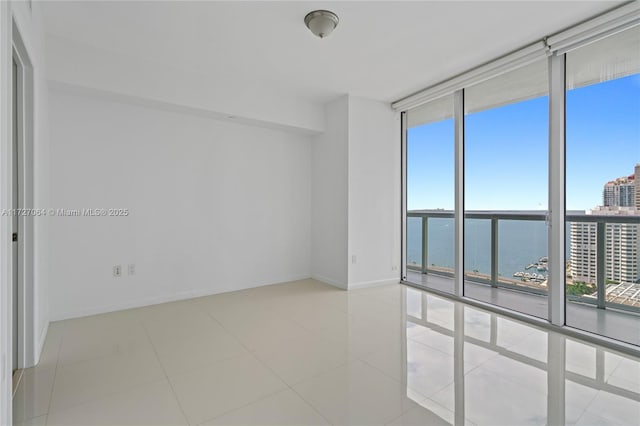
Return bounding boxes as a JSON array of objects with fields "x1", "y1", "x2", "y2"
[{"x1": 407, "y1": 209, "x2": 640, "y2": 312}]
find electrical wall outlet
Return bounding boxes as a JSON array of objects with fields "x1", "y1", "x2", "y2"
[
  {"x1": 128, "y1": 264, "x2": 135, "y2": 276},
  {"x1": 113, "y1": 265, "x2": 122, "y2": 277}
]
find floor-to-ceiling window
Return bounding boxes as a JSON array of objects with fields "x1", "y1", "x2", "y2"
[
  {"x1": 406, "y1": 95, "x2": 455, "y2": 294},
  {"x1": 401, "y1": 6, "x2": 639, "y2": 349},
  {"x1": 565, "y1": 26, "x2": 640, "y2": 345},
  {"x1": 463, "y1": 59, "x2": 549, "y2": 318}
]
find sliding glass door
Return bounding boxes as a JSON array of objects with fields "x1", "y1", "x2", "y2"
[
  {"x1": 463, "y1": 60, "x2": 550, "y2": 318},
  {"x1": 565, "y1": 26, "x2": 640, "y2": 345},
  {"x1": 402, "y1": 21, "x2": 639, "y2": 346},
  {"x1": 406, "y1": 95, "x2": 455, "y2": 293}
]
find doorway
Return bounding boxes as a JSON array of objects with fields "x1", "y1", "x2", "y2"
[
  {"x1": 11, "y1": 55, "x2": 20, "y2": 377},
  {"x1": 11, "y1": 21, "x2": 35, "y2": 386}
]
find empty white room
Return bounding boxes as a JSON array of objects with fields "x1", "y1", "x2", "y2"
[{"x1": 1, "y1": 1, "x2": 639, "y2": 425}]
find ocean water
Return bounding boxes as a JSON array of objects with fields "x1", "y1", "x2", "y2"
[{"x1": 407, "y1": 217, "x2": 565, "y2": 278}]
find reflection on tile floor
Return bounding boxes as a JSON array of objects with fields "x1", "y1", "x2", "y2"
[
  {"x1": 407, "y1": 271, "x2": 640, "y2": 346},
  {"x1": 13, "y1": 279, "x2": 640, "y2": 425}
]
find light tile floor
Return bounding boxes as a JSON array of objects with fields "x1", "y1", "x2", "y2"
[
  {"x1": 13, "y1": 279, "x2": 640, "y2": 425},
  {"x1": 407, "y1": 271, "x2": 640, "y2": 346}
]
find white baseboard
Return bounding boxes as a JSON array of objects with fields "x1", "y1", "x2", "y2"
[
  {"x1": 51, "y1": 274, "x2": 312, "y2": 321},
  {"x1": 311, "y1": 273, "x2": 347, "y2": 290},
  {"x1": 348, "y1": 278, "x2": 400, "y2": 290},
  {"x1": 50, "y1": 275, "x2": 401, "y2": 321}
]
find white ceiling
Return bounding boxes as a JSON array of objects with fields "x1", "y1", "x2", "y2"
[{"x1": 41, "y1": 0, "x2": 624, "y2": 105}]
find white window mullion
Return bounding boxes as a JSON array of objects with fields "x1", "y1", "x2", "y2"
[
  {"x1": 548, "y1": 52, "x2": 566, "y2": 326},
  {"x1": 401, "y1": 112, "x2": 408, "y2": 281},
  {"x1": 454, "y1": 89, "x2": 464, "y2": 297}
]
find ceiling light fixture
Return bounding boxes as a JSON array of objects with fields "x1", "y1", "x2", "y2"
[{"x1": 304, "y1": 10, "x2": 339, "y2": 39}]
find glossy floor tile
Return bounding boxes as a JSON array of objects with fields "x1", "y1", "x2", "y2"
[
  {"x1": 46, "y1": 381, "x2": 186, "y2": 426},
  {"x1": 169, "y1": 354, "x2": 287, "y2": 424},
  {"x1": 293, "y1": 360, "x2": 423, "y2": 426},
  {"x1": 13, "y1": 278, "x2": 640, "y2": 425},
  {"x1": 201, "y1": 389, "x2": 328, "y2": 426},
  {"x1": 12, "y1": 367, "x2": 55, "y2": 423},
  {"x1": 407, "y1": 271, "x2": 640, "y2": 345},
  {"x1": 49, "y1": 345, "x2": 165, "y2": 412}
]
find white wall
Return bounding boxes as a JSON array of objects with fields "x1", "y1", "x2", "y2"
[
  {"x1": 311, "y1": 95, "x2": 400, "y2": 290},
  {"x1": 45, "y1": 35, "x2": 325, "y2": 135},
  {"x1": 48, "y1": 89, "x2": 399, "y2": 320},
  {"x1": 311, "y1": 96, "x2": 349, "y2": 289},
  {"x1": 1, "y1": 1, "x2": 51, "y2": 424},
  {"x1": 48, "y1": 89, "x2": 311, "y2": 320},
  {"x1": 348, "y1": 97, "x2": 400, "y2": 288}
]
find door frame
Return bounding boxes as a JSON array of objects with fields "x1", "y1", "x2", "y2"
[{"x1": 11, "y1": 18, "x2": 35, "y2": 371}]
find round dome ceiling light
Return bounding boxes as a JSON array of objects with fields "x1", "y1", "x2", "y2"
[{"x1": 304, "y1": 10, "x2": 339, "y2": 39}]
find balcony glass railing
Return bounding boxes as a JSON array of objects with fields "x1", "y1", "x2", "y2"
[{"x1": 407, "y1": 210, "x2": 640, "y2": 312}]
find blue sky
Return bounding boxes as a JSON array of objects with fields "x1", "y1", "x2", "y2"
[{"x1": 407, "y1": 74, "x2": 640, "y2": 211}]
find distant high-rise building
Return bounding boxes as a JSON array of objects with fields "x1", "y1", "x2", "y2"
[
  {"x1": 571, "y1": 167, "x2": 640, "y2": 286},
  {"x1": 570, "y1": 222, "x2": 597, "y2": 283},
  {"x1": 635, "y1": 163, "x2": 640, "y2": 208},
  {"x1": 606, "y1": 221, "x2": 639, "y2": 284},
  {"x1": 570, "y1": 206, "x2": 640, "y2": 285},
  {"x1": 603, "y1": 174, "x2": 635, "y2": 207}
]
